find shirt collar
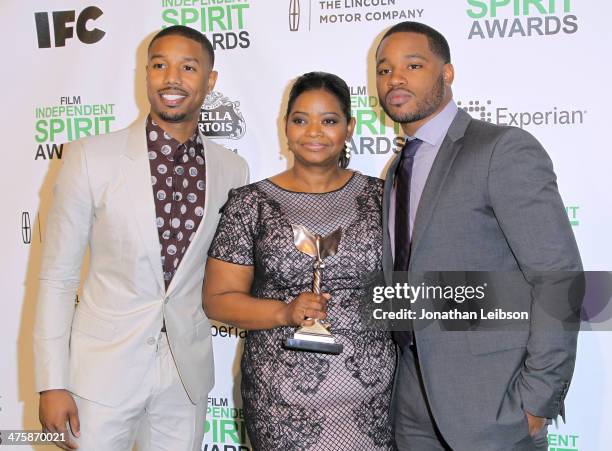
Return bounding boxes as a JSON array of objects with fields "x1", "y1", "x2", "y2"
[
  {"x1": 146, "y1": 115, "x2": 201, "y2": 158},
  {"x1": 409, "y1": 100, "x2": 458, "y2": 147}
]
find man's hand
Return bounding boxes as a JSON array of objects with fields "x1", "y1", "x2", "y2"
[
  {"x1": 39, "y1": 389, "x2": 80, "y2": 450},
  {"x1": 525, "y1": 410, "x2": 547, "y2": 437}
]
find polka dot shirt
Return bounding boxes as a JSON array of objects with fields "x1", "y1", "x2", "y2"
[{"x1": 146, "y1": 116, "x2": 206, "y2": 289}]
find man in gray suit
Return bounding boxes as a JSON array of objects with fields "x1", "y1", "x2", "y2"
[{"x1": 376, "y1": 22, "x2": 582, "y2": 450}]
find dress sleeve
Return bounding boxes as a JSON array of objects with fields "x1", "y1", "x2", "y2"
[{"x1": 208, "y1": 187, "x2": 256, "y2": 265}]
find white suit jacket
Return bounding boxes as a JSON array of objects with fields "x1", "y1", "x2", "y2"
[{"x1": 33, "y1": 119, "x2": 249, "y2": 406}]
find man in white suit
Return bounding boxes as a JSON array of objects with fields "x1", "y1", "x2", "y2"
[{"x1": 34, "y1": 26, "x2": 248, "y2": 450}]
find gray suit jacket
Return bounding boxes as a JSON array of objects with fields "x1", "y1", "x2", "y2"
[{"x1": 383, "y1": 109, "x2": 582, "y2": 449}]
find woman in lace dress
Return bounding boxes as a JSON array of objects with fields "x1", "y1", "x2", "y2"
[{"x1": 204, "y1": 72, "x2": 396, "y2": 450}]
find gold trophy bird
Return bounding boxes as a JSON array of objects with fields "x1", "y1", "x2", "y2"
[{"x1": 284, "y1": 224, "x2": 343, "y2": 355}]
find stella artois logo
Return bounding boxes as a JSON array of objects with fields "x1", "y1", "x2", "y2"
[{"x1": 199, "y1": 91, "x2": 246, "y2": 140}]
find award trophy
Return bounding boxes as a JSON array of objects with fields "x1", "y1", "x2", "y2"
[{"x1": 284, "y1": 224, "x2": 344, "y2": 355}]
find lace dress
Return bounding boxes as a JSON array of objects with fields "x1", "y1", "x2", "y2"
[{"x1": 208, "y1": 172, "x2": 396, "y2": 450}]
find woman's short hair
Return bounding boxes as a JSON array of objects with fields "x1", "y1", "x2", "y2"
[{"x1": 286, "y1": 72, "x2": 352, "y2": 168}]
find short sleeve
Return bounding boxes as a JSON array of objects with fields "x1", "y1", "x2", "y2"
[{"x1": 208, "y1": 186, "x2": 257, "y2": 265}]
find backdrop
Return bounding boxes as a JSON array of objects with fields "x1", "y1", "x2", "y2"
[{"x1": 2, "y1": 1, "x2": 611, "y2": 450}]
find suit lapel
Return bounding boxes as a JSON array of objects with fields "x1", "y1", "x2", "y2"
[
  {"x1": 410, "y1": 110, "x2": 472, "y2": 262},
  {"x1": 122, "y1": 120, "x2": 165, "y2": 293},
  {"x1": 166, "y1": 134, "x2": 221, "y2": 294}
]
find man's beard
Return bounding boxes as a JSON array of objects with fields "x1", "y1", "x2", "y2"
[
  {"x1": 380, "y1": 74, "x2": 445, "y2": 124},
  {"x1": 157, "y1": 110, "x2": 188, "y2": 123}
]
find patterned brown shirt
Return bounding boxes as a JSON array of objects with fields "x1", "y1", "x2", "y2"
[{"x1": 146, "y1": 115, "x2": 206, "y2": 289}]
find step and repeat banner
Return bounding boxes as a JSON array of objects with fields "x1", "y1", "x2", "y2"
[{"x1": 2, "y1": 1, "x2": 611, "y2": 450}]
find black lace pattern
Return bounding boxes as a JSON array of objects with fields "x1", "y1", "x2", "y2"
[{"x1": 209, "y1": 173, "x2": 396, "y2": 450}]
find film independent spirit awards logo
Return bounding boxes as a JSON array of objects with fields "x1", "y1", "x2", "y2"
[{"x1": 198, "y1": 91, "x2": 246, "y2": 140}]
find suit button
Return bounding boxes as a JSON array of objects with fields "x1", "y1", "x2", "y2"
[
  {"x1": 164, "y1": 298, "x2": 169, "y2": 304},
  {"x1": 146, "y1": 337, "x2": 156, "y2": 345}
]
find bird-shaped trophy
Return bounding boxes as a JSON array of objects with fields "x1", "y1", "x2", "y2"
[{"x1": 284, "y1": 224, "x2": 344, "y2": 355}]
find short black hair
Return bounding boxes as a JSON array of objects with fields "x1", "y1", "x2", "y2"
[
  {"x1": 148, "y1": 25, "x2": 215, "y2": 68},
  {"x1": 378, "y1": 21, "x2": 451, "y2": 64},
  {"x1": 286, "y1": 72, "x2": 351, "y2": 122},
  {"x1": 286, "y1": 72, "x2": 352, "y2": 169}
]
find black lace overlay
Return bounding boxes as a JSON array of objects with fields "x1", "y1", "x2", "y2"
[{"x1": 209, "y1": 173, "x2": 396, "y2": 450}]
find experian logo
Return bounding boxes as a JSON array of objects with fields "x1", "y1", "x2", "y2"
[{"x1": 457, "y1": 99, "x2": 586, "y2": 129}]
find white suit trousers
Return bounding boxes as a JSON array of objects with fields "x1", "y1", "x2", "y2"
[{"x1": 70, "y1": 333, "x2": 206, "y2": 451}]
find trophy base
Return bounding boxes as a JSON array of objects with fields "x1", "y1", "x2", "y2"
[
  {"x1": 284, "y1": 337, "x2": 343, "y2": 355},
  {"x1": 284, "y1": 322, "x2": 343, "y2": 354}
]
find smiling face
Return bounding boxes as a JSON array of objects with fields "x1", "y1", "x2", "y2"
[
  {"x1": 376, "y1": 32, "x2": 453, "y2": 134},
  {"x1": 285, "y1": 89, "x2": 355, "y2": 169},
  {"x1": 146, "y1": 34, "x2": 217, "y2": 127}
]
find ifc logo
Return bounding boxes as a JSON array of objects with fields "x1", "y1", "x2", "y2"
[
  {"x1": 289, "y1": 0, "x2": 300, "y2": 31},
  {"x1": 34, "y1": 7, "x2": 105, "y2": 48}
]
